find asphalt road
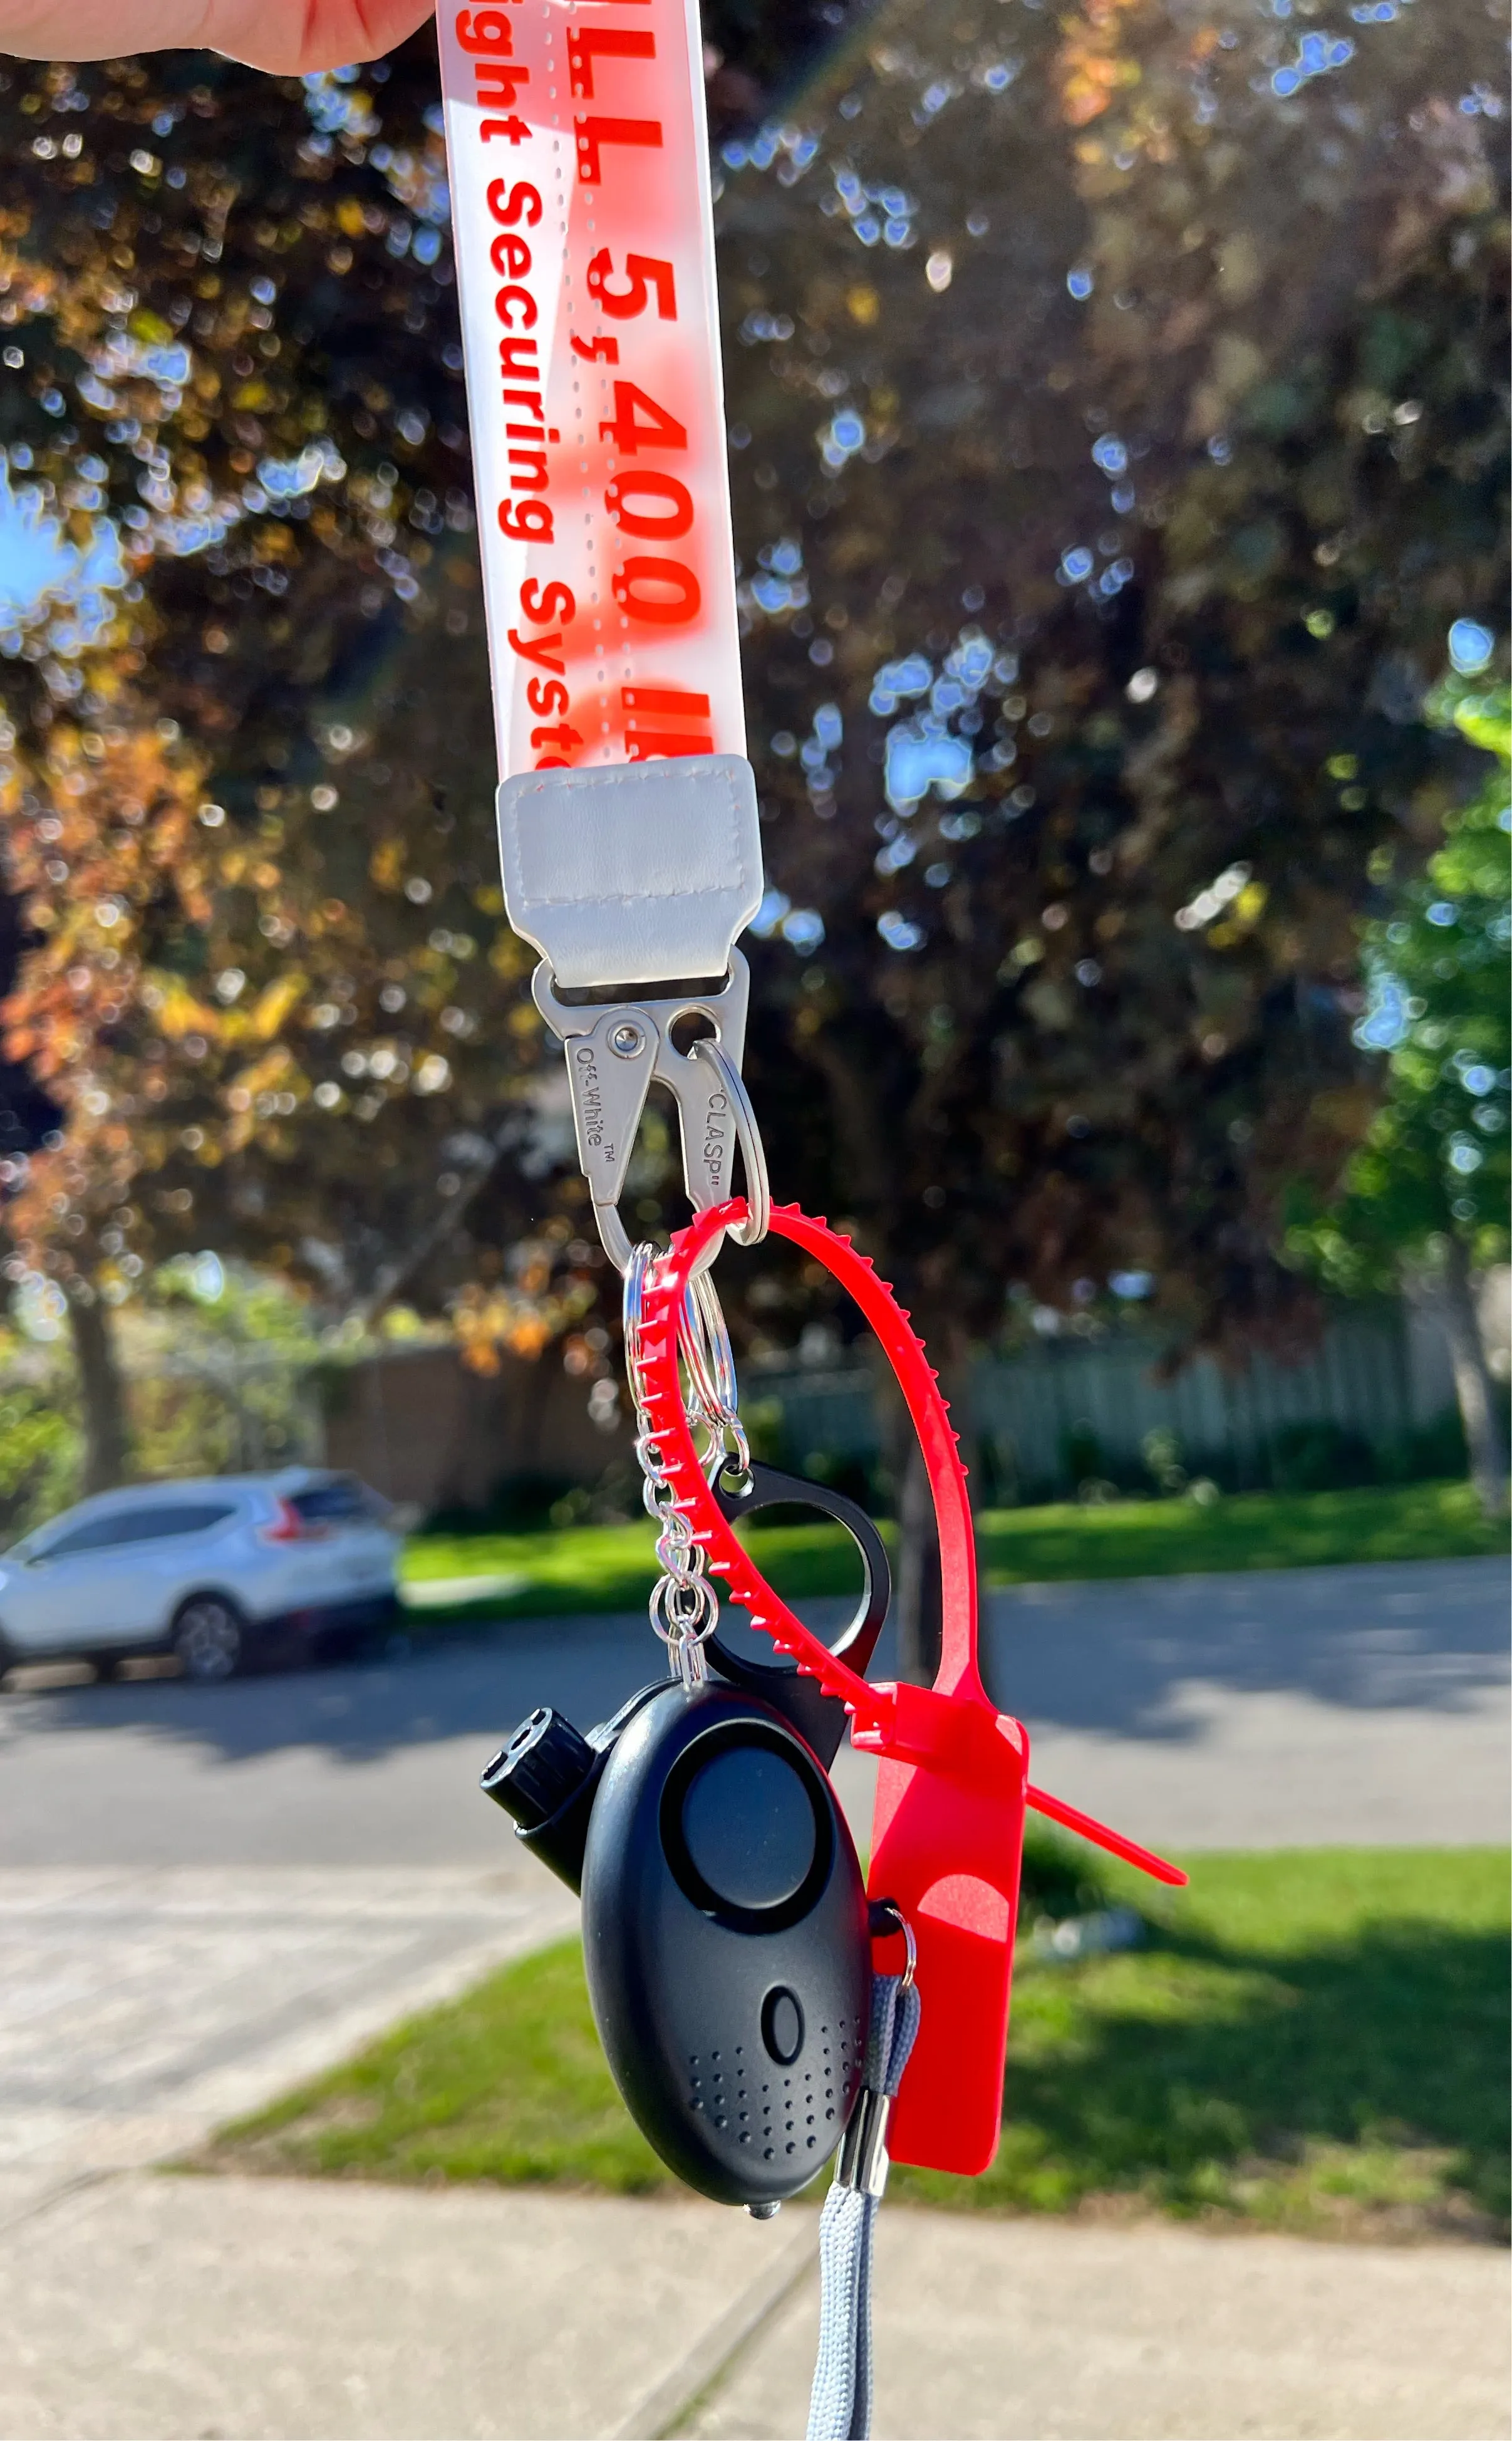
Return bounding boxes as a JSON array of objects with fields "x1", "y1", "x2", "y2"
[{"x1": 1, "y1": 1556, "x2": 1504, "y2": 1863}]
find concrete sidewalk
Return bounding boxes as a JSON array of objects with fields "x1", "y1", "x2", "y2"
[
  {"x1": 686, "y1": 2209, "x2": 1511, "y2": 2440},
  {"x1": 0, "y1": 2173, "x2": 1504, "y2": 2440}
]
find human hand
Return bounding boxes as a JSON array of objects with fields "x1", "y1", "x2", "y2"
[{"x1": 0, "y1": 0, "x2": 435, "y2": 72}]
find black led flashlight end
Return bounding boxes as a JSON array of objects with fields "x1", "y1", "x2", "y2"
[{"x1": 481, "y1": 1706, "x2": 599, "y2": 1890}]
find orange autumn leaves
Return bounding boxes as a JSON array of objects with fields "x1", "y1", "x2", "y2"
[
  {"x1": 0, "y1": 721, "x2": 215, "y2": 1271},
  {"x1": 1056, "y1": 0, "x2": 1225, "y2": 165},
  {"x1": 452, "y1": 1267, "x2": 598, "y2": 1373},
  {"x1": 1, "y1": 715, "x2": 334, "y2": 1274},
  {"x1": 1057, "y1": 0, "x2": 1146, "y2": 131}
]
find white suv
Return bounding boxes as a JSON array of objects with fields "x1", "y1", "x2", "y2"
[{"x1": 0, "y1": 1470, "x2": 401, "y2": 1684}]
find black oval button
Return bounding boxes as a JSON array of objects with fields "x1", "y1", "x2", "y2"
[
  {"x1": 680, "y1": 1744, "x2": 817, "y2": 1912},
  {"x1": 762, "y1": 1986, "x2": 805, "y2": 2066}
]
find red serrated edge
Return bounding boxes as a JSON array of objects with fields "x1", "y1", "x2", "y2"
[
  {"x1": 638, "y1": 1199, "x2": 988, "y2": 1727},
  {"x1": 638, "y1": 1200, "x2": 1189, "y2": 1889}
]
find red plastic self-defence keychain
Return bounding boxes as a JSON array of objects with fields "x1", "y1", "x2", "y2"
[{"x1": 636, "y1": 1197, "x2": 1186, "y2": 2177}]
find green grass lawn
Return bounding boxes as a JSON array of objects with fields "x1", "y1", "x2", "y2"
[
  {"x1": 200, "y1": 1844, "x2": 1509, "y2": 2244},
  {"x1": 398, "y1": 1479, "x2": 1506, "y2": 1624}
]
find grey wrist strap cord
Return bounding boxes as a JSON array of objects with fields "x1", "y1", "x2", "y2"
[{"x1": 806, "y1": 1961, "x2": 923, "y2": 2441}]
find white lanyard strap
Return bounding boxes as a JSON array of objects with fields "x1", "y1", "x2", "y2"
[{"x1": 438, "y1": 1, "x2": 764, "y2": 1259}]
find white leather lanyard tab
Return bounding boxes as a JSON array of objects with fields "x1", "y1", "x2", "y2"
[{"x1": 498, "y1": 754, "x2": 760, "y2": 991}]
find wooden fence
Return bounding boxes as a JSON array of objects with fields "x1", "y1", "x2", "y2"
[{"x1": 748, "y1": 1299, "x2": 1463, "y2": 1503}]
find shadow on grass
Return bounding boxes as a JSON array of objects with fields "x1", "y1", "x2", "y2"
[{"x1": 896, "y1": 1912, "x2": 1510, "y2": 2238}]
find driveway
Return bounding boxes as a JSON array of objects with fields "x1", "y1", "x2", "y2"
[{"x1": 0, "y1": 1865, "x2": 577, "y2": 2224}]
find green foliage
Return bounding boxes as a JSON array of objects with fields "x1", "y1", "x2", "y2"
[
  {"x1": 150, "y1": 1252, "x2": 319, "y2": 1347},
  {"x1": 0, "y1": 1377, "x2": 79, "y2": 1539},
  {"x1": 0, "y1": 1256, "x2": 326, "y2": 1512},
  {"x1": 1293, "y1": 682, "x2": 1511, "y2": 1290},
  {"x1": 1266, "y1": 1421, "x2": 1379, "y2": 1496},
  {"x1": 705, "y1": 0, "x2": 1509, "y2": 1360},
  {"x1": 130, "y1": 1257, "x2": 324, "y2": 1472},
  {"x1": 204, "y1": 1851, "x2": 1509, "y2": 2241}
]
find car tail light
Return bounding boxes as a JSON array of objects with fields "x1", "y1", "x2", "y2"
[{"x1": 262, "y1": 1498, "x2": 316, "y2": 1543}]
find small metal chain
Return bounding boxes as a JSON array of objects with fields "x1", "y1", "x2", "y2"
[{"x1": 623, "y1": 1244, "x2": 720, "y2": 1689}]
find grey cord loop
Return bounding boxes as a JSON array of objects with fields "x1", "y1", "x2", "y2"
[{"x1": 805, "y1": 1958, "x2": 922, "y2": 2441}]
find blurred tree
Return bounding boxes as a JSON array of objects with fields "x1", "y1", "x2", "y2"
[
  {"x1": 130, "y1": 1250, "x2": 327, "y2": 1479},
  {"x1": 0, "y1": 3, "x2": 1504, "y2": 1610},
  {"x1": 700, "y1": 0, "x2": 1508, "y2": 1662},
  {"x1": 0, "y1": 678, "x2": 609, "y2": 1484},
  {"x1": 1290, "y1": 669, "x2": 1509, "y2": 1515},
  {"x1": 0, "y1": 717, "x2": 214, "y2": 1486},
  {"x1": 0, "y1": 40, "x2": 608, "y2": 1487},
  {"x1": 0, "y1": 13, "x2": 854, "y2": 1497}
]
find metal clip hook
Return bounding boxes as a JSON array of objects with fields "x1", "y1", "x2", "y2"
[{"x1": 532, "y1": 953, "x2": 769, "y2": 1271}]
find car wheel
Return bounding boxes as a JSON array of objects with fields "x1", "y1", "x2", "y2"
[{"x1": 172, "y1": 1596, "x2": 244, "y2": 1684}]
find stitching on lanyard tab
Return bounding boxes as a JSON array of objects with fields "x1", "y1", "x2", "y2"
[{"x1": 500, "y1": 761, "x2": 757, "y2": 909}]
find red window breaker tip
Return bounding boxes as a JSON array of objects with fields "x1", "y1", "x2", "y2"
[{"x1": 636, "y1": 1199, "x2": 1186, "y2": 2180}]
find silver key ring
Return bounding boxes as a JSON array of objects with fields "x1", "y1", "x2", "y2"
[
  {"x1": 680, "y1": 1266, "x2": 738, "y2": 1424},
  {"x1": 622, "y1": 1239, "x2": 656, "y2": 1372},
  {"x1": 649, "y1": 1570, "x2": 719, "y2": 1645},
  {"x1": 870, "y1": 1899, "x2": 918, "y2": 1991},
  {"x1": 679, "y1": 1269, "x2": 753, "y2": 1492}
]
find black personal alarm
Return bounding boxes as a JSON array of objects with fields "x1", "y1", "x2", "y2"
[
  {"x1": 581, "y1": 1681, "x2": 871, "y2": 2205},
  {"x1": 484, "y1": 1681, "x2": 871, "y2": 2207},
  {"x1": 480, "y1": 1464, "x2": 883, "y2": 2207}
]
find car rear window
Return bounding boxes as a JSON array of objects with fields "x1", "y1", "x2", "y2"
[
  {"x1": 287, "y1": 1478, "x2": 382, "y2": 1526},
  {"x1": 45, "y1": 1502, "x2": 236, "y2": 1557}
]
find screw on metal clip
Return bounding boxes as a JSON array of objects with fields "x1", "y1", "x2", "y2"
[{"x1": 531, "y1": 955, "x2": 768, "y2": 1273}]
